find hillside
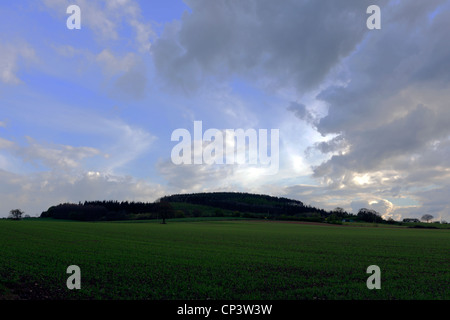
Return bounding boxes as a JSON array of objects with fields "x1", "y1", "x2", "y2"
[
  {"x1": 161, "y1": 192, "x2": 328, "y2": 217},
  {"x1": 40, "y1": 192, "x2": 333, "y2": 222}
]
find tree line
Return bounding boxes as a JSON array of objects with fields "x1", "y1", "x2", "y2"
[
  {"x1": 161, "y1": 192, "x2": 330, "y2": 218},
  {"x1": 34, "y1": 192, "x2": 433, "y2": 225},
  {"x1": 40, "y1": 200, "x2": 174, "y2": 222}
]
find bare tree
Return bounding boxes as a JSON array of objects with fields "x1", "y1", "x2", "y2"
[
  {"x1": 9, "y1": 209, "x2": 24, "y2": 220},
  {"x1": 421, "y1": 214, "x2": 434, "y2": 223}
]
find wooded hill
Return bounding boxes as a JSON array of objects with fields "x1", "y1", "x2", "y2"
[
  {"x1": 40, "y1": 192, "x2": 367, "y2": 223},
  {"x1": 160, "y1": 192, "x2": 327, "y2": 217}
]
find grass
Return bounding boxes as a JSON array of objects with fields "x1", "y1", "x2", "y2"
[
  {"x1": 0, "y1": 219, "x2": 449, "y2": 300},
  {"x1": 112, "y1": 216, "x2": 249, "y2": 223}
]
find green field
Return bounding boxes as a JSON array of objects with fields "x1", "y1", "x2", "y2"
[{"x1": 0, "y1": 219, "x2": 449, "y2": 300}]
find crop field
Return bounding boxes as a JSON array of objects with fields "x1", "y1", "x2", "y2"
[{"x1": 0, "y1": 219, "x2": 448, "y2": 300}]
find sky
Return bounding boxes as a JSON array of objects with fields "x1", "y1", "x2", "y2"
[{"x1": 1, "y1": 0, "x2": 450, "y2": 221}]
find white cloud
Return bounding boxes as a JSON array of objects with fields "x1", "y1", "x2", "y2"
[
  {"x1": 43, "y1": 0, "x2": 118, "y2": 40},
  {"x1": 102, "y1": 120, "x2": 156, "y2": 173},
  {"x1": 0, "y1": 114, "x2": 159, "y2": 218},
  {"x1": 350, "y1": 199, "x2": 394, "y2": 217},
  {"x1": 52, "y1": 44, "x2": 92, "y2": 59},
  {"x1": 95, "y1": 49, "x2": 148, "y2": 99},
  {"x1": 20, "y1": 137, "x2": 101, "y2": 170},
  {"x1": 1, "y1": 90, "x2": 157, "y2": 175},
  {"x1": 0, "y1": 136, "x2": 101, "y2": 171},
  {"x1": 43, "y1": 0, "x2": 155, "y2": 51},
  {"x1": 0, "y1": 42, "x2": 36, "y2": 85},
  {"x1": 0, "y1": 169, "x2": 166, "y2": 218},
  {"x1": 96, "y1": 49, "x2": 138, "y2": 76},
  {"x1": 49, "y1": 45, "x2": 148, "y2": 99},
  {"x1": 0, "y1": 137, "x2": 14, "y2": 150}
]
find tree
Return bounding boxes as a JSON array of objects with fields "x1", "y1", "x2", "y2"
[
  {"x1": 156, "y1": 201, "x2": 174, "y2": 224},
  {"x1": 357, "y1": 208, "x2": 383, "y2": 223},
  {"x1": 421, "y1": 214, "x2": 434, "y2": 223},
  {"x1": 326, "y1": 213, "x2": 339, "y2": 223},
  {"x1": 192, "y1": 209, "x2": 202, "y2": 217},
  {"x1": 9, "y1": 209, "x2": 24, "y2": 220},
  {"x1": 332, "y1": 207, "x2": 346, "y2": 218}
]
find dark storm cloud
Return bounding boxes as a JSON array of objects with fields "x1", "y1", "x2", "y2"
[
  {"x1": 314, "y1": 1, "x2": 450, "y2": 174},
  {"x1": 288, "y1": 102, "x2": 316, "y2": 124},
  {"x1": 151, "y1": 0, "x2": 387, "y2": 93}
]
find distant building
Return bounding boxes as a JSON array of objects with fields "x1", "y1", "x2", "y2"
[{"x1": 403, "y1": 218, "x2": 420, "y2": 223}]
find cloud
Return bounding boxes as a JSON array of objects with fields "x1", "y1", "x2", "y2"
[
  {"x1": 0, "y1": 42, "x2": 36, "y2": 85},
  {"x1": 350, "y1": 199, "x2": 393, "y2": 216},
  {"x1": 0, "y1": 137, "x2": 14, "y2": 150},
  {"x1": 6, "y1": 0, "x2": 449, "y2": 223},
  {"x1": 101, "y1": 119, "x2": 156, "y2": 173},
  {"x1": 20, "y1": 138, "x2": 101, "y2": 170},
  {"x1": 49, "y1": 46, "x2": 148, "y2": 99},
  {"x1": 406, "y1": 185, "x2": 450, "y2": 221},
  {"x1": 157, "y1": 159, "x2": 236, "y2": 192},
  {"x1": 0, "y1": 136, "x2": 101, "y2": 171},
  {"x1": 96, "y1": 49, "x2": 138, "y2": 76},
  {"x1": 52, "y1": 44, "x2": 90, "y2": 59},
  {"x1": 0, "y1": 95, "x2": 156, "y2": 175},
  {"x1": 0, "y1": 169, "x2": 166, "y2": 217},
  {"x1": 104, "y1": 0, "x2": 156, "y2": 52},
  {"x1": 296, "y1": 1, "x2": 450, "y2": 220},
  {"x1": 96, "y1": 49, "x2": 148, "y2": 99},
  {"x1": 0, "y1": 117, "x2": 159, "y2": 218},
  {"x1": 288, "y1": 102, "x2": 316, "y2": 124},
  {"x1": 43, "y1": 0, "x2": 118, "y2": 39},
  {"x1": 43, "y1": 0, "x2": 155, "y2": 51},
  {"x1": 151, "y1": 0, "x2": 385, "y2": 93}
]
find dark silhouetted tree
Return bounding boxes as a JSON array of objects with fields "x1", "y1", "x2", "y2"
[
  {"x1": 9, "y1": 209, "x2": 24, "y2": 220},
  {"x1": 333, "y1": 207, "x2": 347, "y2": 218},
  {"x1": 157, "y1": 201, "x2": 174, "y2": 224},
  {"x1": 357, "y1": 208, "x2": 383, "y2": 223},
  {"x1": 421, "y1": 214, "x2": 433, "y2": 223}
]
